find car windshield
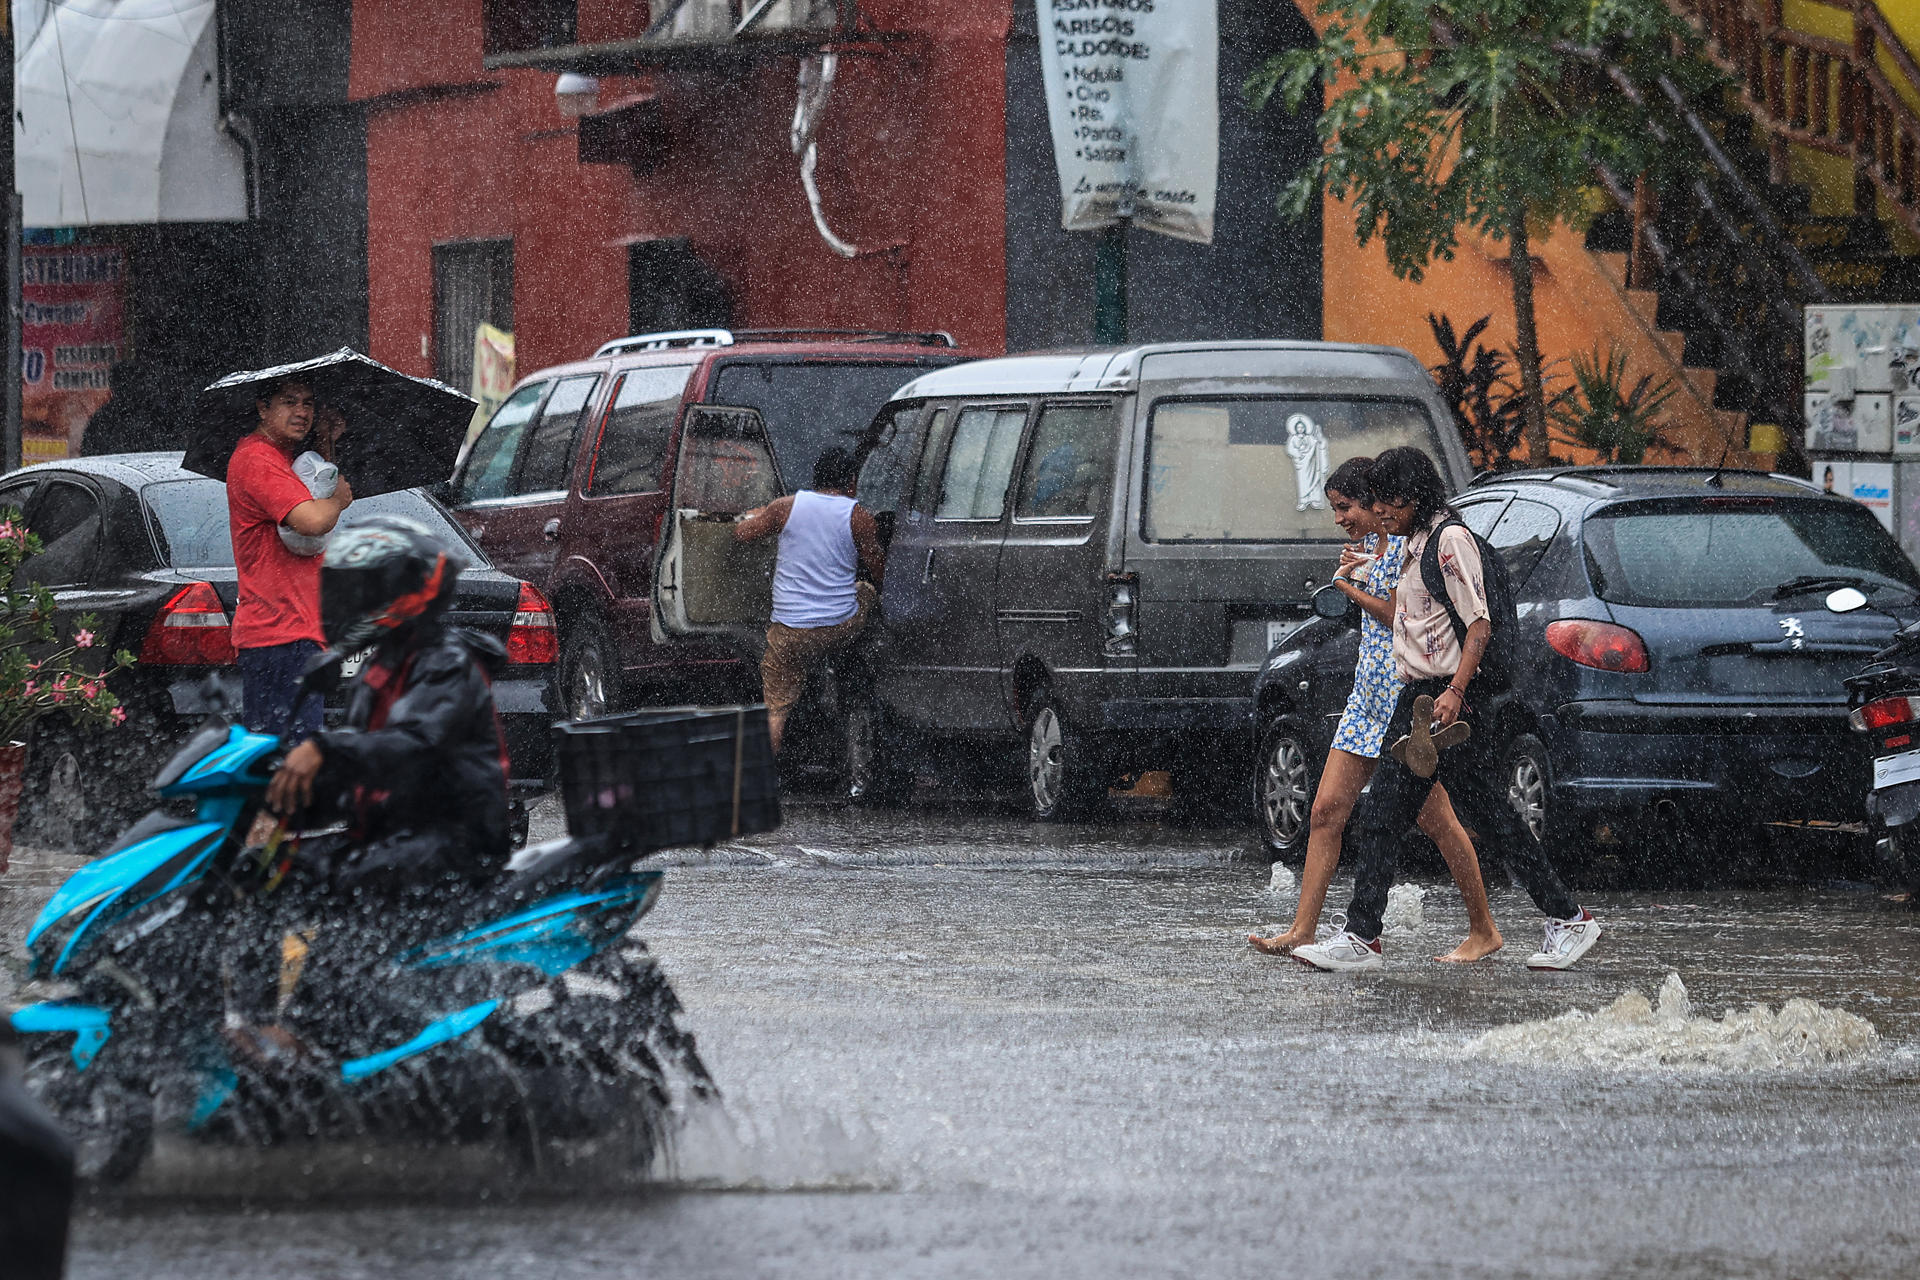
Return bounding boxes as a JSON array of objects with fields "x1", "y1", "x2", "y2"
[
  {"x1": 142, "y1": 479, "x2": 487, "y2": 569},
  {"x1": 1582, "y1": 499, "x2": 1920, "y2": 606},
  {"x1": 1142, "y1": 396, "x2": 1444, "y2": 542},
  {"x1": 711, "y1": 361, "x2": 936, "y2": 494}
]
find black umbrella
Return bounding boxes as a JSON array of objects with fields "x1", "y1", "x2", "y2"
[{"x1": 185, "y1": 348, "x2": 477, "y2": 498}]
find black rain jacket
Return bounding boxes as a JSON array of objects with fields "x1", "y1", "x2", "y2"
[{"x1": 312, "y1": 622, "x2": 511, "y2": 884}]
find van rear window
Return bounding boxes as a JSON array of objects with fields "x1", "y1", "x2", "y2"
[
  {"x1": 1142, "y1": 397, "x2": 1442, "y2": 542},
  {"x1": 1582, "y1": 500, "x2": 1920, "y2": 606},
  {"x1": 712, "y1": 362, "x2": 932, "y2": 492}
]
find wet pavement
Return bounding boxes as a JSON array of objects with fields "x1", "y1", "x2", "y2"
[{"x1": 14, "y1": 791, "x2": 1920, "y2": 1278}]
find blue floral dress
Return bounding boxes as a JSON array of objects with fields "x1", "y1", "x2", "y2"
[{"x1": 1331, "y1": 533, "x2": 1407, "y2": 759}]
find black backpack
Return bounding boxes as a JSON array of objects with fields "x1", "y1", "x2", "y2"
[{"x1": 1417, "y1": 517, "x2": 1518, "y2": 693}]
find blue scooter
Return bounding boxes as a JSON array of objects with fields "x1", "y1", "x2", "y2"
[{"x1": 8, "y1": 707, "x2": 712, "y2": 1183}]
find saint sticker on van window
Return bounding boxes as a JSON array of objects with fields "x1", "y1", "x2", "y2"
[{"x1": 1285, "y1": 414, "x2": 1329, "y2": 511}]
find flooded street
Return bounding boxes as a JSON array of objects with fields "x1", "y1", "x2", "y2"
[{"x1": 41, "y1": 793, "x2": 1920, "y2": 1278}]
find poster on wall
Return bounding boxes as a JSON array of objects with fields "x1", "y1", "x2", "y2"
[
  {"x1": 1849, "y1": 460, "x2": 1896, "y2": 533},
  {"x1": 463, "y1": 322, "x2": 515, "y2": 456},
  {"x1": 1037, "y1": 0, "x2": 1219, "y2": 243},
  {"x1": 21, "y1": 246, "x2": 125, "y2": 463}
]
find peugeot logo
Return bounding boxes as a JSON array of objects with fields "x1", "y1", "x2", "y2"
[{"x1": 1781, "y1": 616, "x2": 1805, "y2": 650}]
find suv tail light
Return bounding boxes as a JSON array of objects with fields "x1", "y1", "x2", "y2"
[
  {"x1": 1103, "y1": 572, "x2": 1137, "y2": 657},
  {"x1": 507, "y1": 583, "x2": 558, "y2": 664},
  {"x1": 140, "y1": 581, "x2": 236, "y2": 665},
  {"x1": 1545, "y1": 619, "x2": 1649, "y2": 673},
  {"x1": 1851, "y1": 695, "x2": 1920, "y2": 733}
]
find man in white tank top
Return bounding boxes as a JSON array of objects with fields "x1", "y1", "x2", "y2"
[{"x1": 733, "y1": 449, "x2": 887, "y2": 751}]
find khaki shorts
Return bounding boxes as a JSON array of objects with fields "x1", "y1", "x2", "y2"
[{"x1": 760, "y1": 581, "x2": 877, "y2": 716}]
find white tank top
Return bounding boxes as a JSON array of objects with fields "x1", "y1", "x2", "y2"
[{"x1": 772, "y1": 490, "x2": 859, "y2": 627}]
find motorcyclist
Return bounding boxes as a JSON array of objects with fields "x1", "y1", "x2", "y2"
[{"x1": 264, "y1": 515, "x2": 512, "y2": 897}]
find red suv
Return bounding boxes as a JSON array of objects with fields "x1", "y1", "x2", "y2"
[{"x1": 448, "y1": 329, "x2": 972, "y2": 718}]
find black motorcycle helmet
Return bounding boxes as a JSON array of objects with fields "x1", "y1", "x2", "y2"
[{"x1": 320, "y1": 515, "x2": 463, "y2": 654}]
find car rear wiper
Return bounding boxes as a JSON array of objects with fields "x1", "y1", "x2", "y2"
[{"x1": 1769, "y1": 574, "x2": 1864, "y2": 600}]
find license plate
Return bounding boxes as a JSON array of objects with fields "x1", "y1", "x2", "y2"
[
  {"x1": 1873, "y1": 748, "x2": 1920, "y2": 790},
  {"x1": 340, "y1": 651, "x2": 365, "y2": 679}
]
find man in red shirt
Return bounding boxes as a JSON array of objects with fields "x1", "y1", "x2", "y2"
[{"x1": 227, "y1": 378, "x2": 354, "y2": 738}]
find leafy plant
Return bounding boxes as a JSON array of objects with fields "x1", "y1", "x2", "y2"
[
  {"x1": 1429, "y1": 313, "x2": 1525, "y2": 472},
  {"x1": 1550, "y1": 344, "x2": 1678, "y2": 465},
  {"x1": 1251, "y1": 0, "x2": 1719, "y2": 465},
  {"x1": 0, "y1": 511, "x2": 135, "y2": 745}
]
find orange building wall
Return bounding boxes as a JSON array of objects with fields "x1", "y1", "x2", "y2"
[{"x1": 1299, "y1": 0, "x2": 1764, "y2": 469}]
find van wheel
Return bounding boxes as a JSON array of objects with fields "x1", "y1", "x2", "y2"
[
  {"x1": 1254, "y1": 715, "x2": 1316, "y2": 862},
  {"x1": 560, "y1": 617, "x2": 621, "y2": 721},
  {"x1": 1026, "y1": 692, "x2": 1105, "y2": 821}
]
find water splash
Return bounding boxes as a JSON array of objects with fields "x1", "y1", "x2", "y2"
[
  {"x1": 652, "y1": 1093, "x2": 884, "y2": 1191},
  {"x1": 1263, "y1": 862, "x2": 1296, "y2": 898},
  {"x1": 1451, "y1": 973, "x2": 1881, "y2": 1071},
  {"x1": 1382, "y1": 883, "x2": 1426, "y2": 935}
]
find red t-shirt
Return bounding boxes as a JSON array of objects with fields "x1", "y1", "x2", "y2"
[{"x1": 227, "y1": 433, "x2": 325, "y2": 649}]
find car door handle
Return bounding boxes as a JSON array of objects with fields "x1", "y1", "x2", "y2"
[
  {"x1": 542, "y1": 518, "x2": 561, "y2": 541},
  {"x1": 924, "y1": 548, "x2": 936, "y2": 582}
]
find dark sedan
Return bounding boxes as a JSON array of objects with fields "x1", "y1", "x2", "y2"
[
  {"x1": 1251, "y1": 466, "x2": 1918, "y2": 868},
  {"x1": 0, "y1": 453, "x2": 556, "y2": 851}
]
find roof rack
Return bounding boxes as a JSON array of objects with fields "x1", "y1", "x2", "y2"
[
  {"x1": 729, "y1": 328, "x2": 957, "y2": 348},
  {"x1": 591, "y1": 327, "x2": 958, "y2": 360},
  {"x1": 592, "y1": 329, "x2": 736, "y2": 358}
]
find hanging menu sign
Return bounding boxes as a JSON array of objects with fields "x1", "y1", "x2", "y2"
[{"x1": 1038, "y1": 0, "x2": 1219, "y2": 244}]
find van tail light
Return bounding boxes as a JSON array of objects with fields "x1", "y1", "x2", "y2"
[
  {"x1": 1103, "y1": 572, "x2": 1138, "y2": 657},
  {"x1": 1544, "y1": 619, "x2": 1650, "y2": 673},
  {"x1": 140, "y1": 581, "x2": 237, "y2": 665},
  {"x1": 1851, "y1": 695, "x2": 1920, "y2": 733},
  {"x1": 507, "y1": 583, "x2": 559, "y2": 665}
]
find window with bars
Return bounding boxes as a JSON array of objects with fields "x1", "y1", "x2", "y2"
[{"x1": 433, "y1": 239, "x2": 514, "y2": 392}]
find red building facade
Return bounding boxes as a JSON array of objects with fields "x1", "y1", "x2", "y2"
[{"x1": 349, "y1": 1, "x2": 1015, "y2": 384}]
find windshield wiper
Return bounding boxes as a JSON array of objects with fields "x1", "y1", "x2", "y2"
[{"x1": 1769, "y1": 574, "x2": 1864, "y2": 600}]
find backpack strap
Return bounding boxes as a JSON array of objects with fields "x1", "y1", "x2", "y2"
[{"x1": 1418, "y1": 517, "x2": 1472, "y2": 649}]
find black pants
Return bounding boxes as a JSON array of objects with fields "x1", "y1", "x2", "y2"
[{"x1": 1344, "y1": 677, "x2": 1580, "y2": 941}]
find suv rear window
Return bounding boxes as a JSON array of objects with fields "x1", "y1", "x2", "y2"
[
  {"x1": 1143, "y1": 397, "x2": 1442, "y2": 542},
  {"x1": 712, "y1": 361, "x2": 934, "y2": 494},
  {"x1": 1582, "y1": 499, "x2": 1920, "y2": 606}
]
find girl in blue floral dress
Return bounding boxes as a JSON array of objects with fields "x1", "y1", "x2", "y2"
[{"x1": 1251, "y1": 459, "x2": 1503, "y2": 960}]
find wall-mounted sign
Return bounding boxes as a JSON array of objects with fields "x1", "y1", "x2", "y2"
[
  {"x1": 21, "y1": 246, "x2": 125, "y2": 462},
  {"x1": 1038, "y1": 1, "x2": 1218, "y2": 244}
]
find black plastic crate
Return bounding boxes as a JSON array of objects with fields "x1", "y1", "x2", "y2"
[{"x1": 553, "y1": 704, "x2": 781, "y2": 850}]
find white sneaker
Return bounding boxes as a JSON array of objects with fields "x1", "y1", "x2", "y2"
[
  {"x1": 1526, "y1": 909, "x2": 1601, "y2": 970},
  {"x1": 1292, "y1": 931, "x2": 1384, "y2": 971}
]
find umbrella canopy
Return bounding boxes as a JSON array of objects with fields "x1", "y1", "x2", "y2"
[{"x1": 186, "y1": 348, "x2": 476, "y2": 498}]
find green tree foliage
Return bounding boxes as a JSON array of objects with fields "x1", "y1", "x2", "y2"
[{"x1": 1252, "y1": 0, "x2": 1717, "y2": 464}]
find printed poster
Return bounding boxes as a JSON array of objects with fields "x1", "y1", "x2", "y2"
[
  {"x1": 1038, "y1": 0, "x2": 1219, "y2": 243},
  {"x1": 21, "y1": 246, "x2": 125, "y2": 463},
  {"x1": 464, "y1": 322, "x2": 516, "y2": 453}
]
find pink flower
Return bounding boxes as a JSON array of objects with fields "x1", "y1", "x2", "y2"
[
  {"x1": 109, "y1": 706, "x2": 126, "y2": 725},
  {"x1": 22, "y1": 681, "x2": 33, "y2": 697},
  {"x1": 74, "y1": 629, "x2": 94, "y2": 649},
  {"x1": 50, "y1": 687, "x2": 66, "y2": 704},
  {"x1": 82, "y1": 681, "x2": 102, "y2": 698}
]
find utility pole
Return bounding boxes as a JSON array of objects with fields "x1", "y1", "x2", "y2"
[
  {"x1": 1, "y1": 6, "x2": 17, "y2": 474},
  {"x1": 1093, "y1": 221, "x2": 1127, "y2": 345}
]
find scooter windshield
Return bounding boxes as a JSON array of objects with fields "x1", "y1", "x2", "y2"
[{"x1": 152, "y1": 719, "x2": 234, "y2": 790}]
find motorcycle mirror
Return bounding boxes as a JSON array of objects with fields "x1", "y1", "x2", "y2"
[
  {"x1": 1312, "y1": 583, "x2": 1356, "y2": 622},
  {"x1": 1826, "y1": 586, "x2": 1869, "y2": 614}
]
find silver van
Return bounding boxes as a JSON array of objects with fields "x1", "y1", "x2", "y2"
[{"x1": 842, "y1": 341, "x2": 1475, "y2": 818}]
